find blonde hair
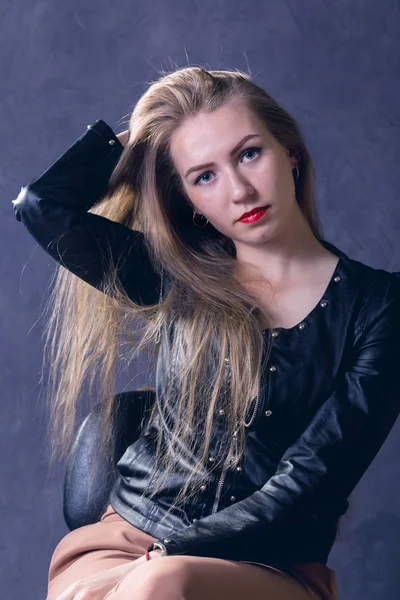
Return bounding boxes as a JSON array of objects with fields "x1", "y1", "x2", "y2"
[{"x1": 43, "y1": 65, "x2": 325, "y2": 525}]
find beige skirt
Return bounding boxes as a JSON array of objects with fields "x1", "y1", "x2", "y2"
[{"x1": 46, "y1": 503, "x2": 339, "y2": 600}]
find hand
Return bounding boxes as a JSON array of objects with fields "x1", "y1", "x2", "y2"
[
  {"x1": 54, "y1": 550, "x2": 163, "y2": 599},
  {"x1": 116, "y1": 129, "x2": 130, "y2": 147}
]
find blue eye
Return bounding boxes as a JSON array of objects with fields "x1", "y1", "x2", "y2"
[{"x1": 194, "y1": 146, "x2": 262, "y2": 186}]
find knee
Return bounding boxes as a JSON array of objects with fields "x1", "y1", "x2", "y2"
[{"x1": 109, "y1": 556, "x2": 191, "y2": 600}]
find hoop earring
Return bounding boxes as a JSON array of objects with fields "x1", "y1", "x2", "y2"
[
  {"x1": 293, "y1": 166, "x2": 300, "y2": 180},
  {"x1": 193, "y1": 211, "x2": 209, "y2": 228}
]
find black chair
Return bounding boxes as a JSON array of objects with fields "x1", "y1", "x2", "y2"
[{"x1": 63, "y1": 388, "x2": 156, "y2": 530}]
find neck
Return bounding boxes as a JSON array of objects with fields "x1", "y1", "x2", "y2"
[{"x1": 234, "y1": 220, "x2": 330, "y2": 288}]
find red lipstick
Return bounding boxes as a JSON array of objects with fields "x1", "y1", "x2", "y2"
[{"x1": 238, "y1": 205, "x2": 269, "y2": 223}]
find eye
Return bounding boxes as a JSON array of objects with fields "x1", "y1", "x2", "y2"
[
  {"x1": 193, "y1": 146, "x2": 263, "y2": 186},
  {"x1": 242, "y1": 147, "x2": 262, "y2": 161}
]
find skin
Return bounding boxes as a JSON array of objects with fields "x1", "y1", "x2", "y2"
[
  {"x1": 116, "y1": 129, "x2": 130, "y2": 147},
  {"x1": 120, "y1": 99, "x2": 337, "y2": 291},
  {"x1": 169, "y1": 97, "x2": 339, "y2": 327},
  {"x1": 55, "y1": 550, "x2": 163, "y2": 599},
  {"x1": 175, "y1": 100, "x2": 333, "y2": 268},
  {"x1": 59, "y1": 102, "x2": 336, "y2": 598}
]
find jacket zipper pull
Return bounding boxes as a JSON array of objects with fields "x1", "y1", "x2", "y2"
[{"x1": 232, "y1": 425, "x2": 239, "y2": 464}]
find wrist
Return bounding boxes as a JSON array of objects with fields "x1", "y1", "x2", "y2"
[
  {"x1": 136, "y1": 549, "x2": 163, "y2": 566},
  {"x1": 116, "y1": 129, "x2": 129, "y2": 147},
  {"x1": 148, "y1": 541, "x2": 168, "y2": 556}
]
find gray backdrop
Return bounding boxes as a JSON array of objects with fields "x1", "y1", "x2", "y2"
[{"x1": 1, "y1": 1, "x2": 399, "y2": 598}]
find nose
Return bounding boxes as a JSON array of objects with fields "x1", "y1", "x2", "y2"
[{"x1": 228, "y1": 169, "x2": 255, "y2": 202}]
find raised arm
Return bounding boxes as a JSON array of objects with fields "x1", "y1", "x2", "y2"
[{"x1": 12, "y1": 119, "x2": 162, "y2": 305}]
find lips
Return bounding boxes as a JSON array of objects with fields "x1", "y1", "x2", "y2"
[{"x1": 238, "y1": 205, "x2": 269, "y2": 221}]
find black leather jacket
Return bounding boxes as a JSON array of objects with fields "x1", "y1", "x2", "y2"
[{"x1": 13, "y1": 119, "x2": 400, "y2": 568}]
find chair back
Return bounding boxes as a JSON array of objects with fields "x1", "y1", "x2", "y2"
[{"x1": 63, "y1": 389, "x2": 156, "y2": 530}]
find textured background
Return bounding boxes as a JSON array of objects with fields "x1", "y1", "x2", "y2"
[{"x1": 1, "y1": 1, "x2": 400, "y2": 598}]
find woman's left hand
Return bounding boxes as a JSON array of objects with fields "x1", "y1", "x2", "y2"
[{"x1": 54, "y1": 550, "x2": 163, "y2": 599}]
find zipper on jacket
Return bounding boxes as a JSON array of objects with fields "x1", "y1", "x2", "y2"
[
  {"x1": 211, "y1": 462, "x2": 229, "y2": 514},
  {"x1": 155, "y1": 268, "x2": 164, "y2": 345},
  {"x1": 211, "y1": 379, "x2": 261, "y2": 514},
  {"x1": 210, "y1": 329, "x2": 272, "y2": 515},
  {"x1": 244, "y1": 378, "x2": 261, "y2": 428}
]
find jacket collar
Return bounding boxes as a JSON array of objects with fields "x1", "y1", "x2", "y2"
[{"x1": 316, "y1": 236, "x2": 349, "y2": 261}]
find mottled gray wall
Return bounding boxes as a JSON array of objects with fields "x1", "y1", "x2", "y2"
[{"x1": 1, "y1": 1, "x2": 399, "y2": 598}]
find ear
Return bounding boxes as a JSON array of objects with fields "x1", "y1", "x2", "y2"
[
  {"x1": 182, "y1": 192, "x2": 196, "y2": 212},
  {"x1": 288, "y1": 148, "x2": 300, "y2": 170}
]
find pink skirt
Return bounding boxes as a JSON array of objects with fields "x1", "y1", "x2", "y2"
[{"x1": 46, "y1": 503, "x2": 339, "y2": 600}]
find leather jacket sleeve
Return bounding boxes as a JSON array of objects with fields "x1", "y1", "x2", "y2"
[
  {"x1": 149, "y1": 271, "x2": 400, "y2": 562},
  {"x1": 12, "y1": 119, "x2": 162, "y2": 305}
]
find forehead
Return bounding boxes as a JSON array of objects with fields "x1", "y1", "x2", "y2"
[{"x1": 169, "y1": 99, "x2": 271, "y2": 171}]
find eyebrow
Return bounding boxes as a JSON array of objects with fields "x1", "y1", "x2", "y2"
[{"x1": 184, "y1": 133, "x2": 261, "y2": 179}]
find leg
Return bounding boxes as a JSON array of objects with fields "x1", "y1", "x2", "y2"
[
  {"x1": 46, "y1": 505, "x2": 157, "y2": 600},
  {"x1": 104, "y1": 554, "x2": 338, "y2": 600}
]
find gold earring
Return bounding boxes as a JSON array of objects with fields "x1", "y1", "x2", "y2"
[{"x1": 193, "y1": 211, "x2": 209, "y2": 228}]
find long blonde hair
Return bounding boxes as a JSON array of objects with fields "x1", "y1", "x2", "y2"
[{"x1": 42, "y1": 66, "x2": 324, "y2": 522}]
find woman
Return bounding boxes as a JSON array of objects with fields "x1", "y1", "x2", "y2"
[{"x1": 13, "y1": 67, "x2": 400, "y2": 600}]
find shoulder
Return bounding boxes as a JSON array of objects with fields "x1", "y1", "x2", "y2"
[
  {"x1": 336, "y1": 248, "x2": 400, "y2": 338},
  {"x1": 352, "y1": 261, "x2": 400, "y2": 337},
  {"x1": 320, "y1": 239, "x2": 400, "y2": 338},
  {"x1": 359, "y1": 264, "x2": 400, "y2": 307},
  {"x1": 341, "y1": 247, "x2": 399, "y2": 299}
]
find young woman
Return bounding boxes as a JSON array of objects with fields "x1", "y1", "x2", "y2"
[{"x1": 13, "y1": 67, "x2": 400, "y2": 600}]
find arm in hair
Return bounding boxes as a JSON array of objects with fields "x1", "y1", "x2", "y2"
[
  {"x1": 12, "y1": 119, "x2": 162, "y2": 305},
  {"x1": 148, "y1": 272, "x2": 400, "y2": 562}
]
